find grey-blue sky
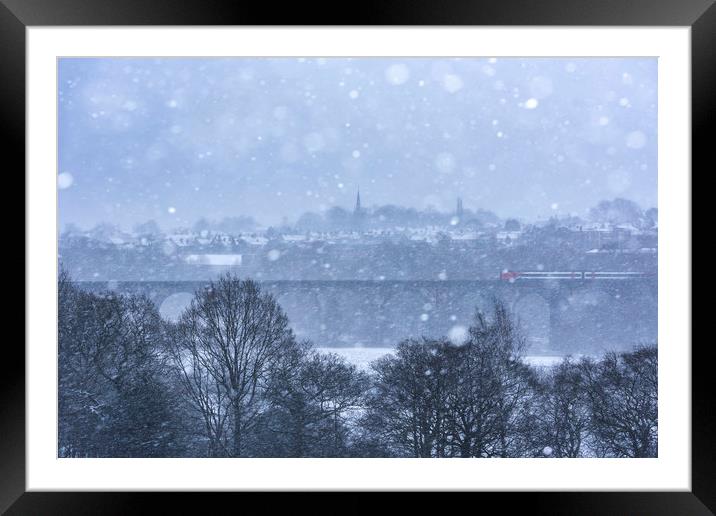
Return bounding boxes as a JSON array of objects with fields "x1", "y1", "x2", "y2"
[{"x1": 58, "y1": 57, "x2": 657, "y2": 230}]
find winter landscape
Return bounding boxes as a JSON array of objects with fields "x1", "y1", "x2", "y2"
[{"x1": 58, "y1": 57, "x2": 657, "y2": 458}]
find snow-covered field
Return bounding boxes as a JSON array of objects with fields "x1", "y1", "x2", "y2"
[
  {"x1": 315, "y1": 347, "x2": 396, "y2": 370},
  {"x1": 315, "y1": 347, "x2": 565, "y2": 371}
]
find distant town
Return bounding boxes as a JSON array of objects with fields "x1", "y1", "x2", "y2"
[{"x1": 59, "y1": 194, "x2": 657, "y2": 282}]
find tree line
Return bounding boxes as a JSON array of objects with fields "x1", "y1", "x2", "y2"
[{"x1": 59, "y1": 271, "x2": 657, "y2": 458}]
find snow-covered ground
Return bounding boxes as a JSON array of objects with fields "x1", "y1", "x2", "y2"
[
  {"x1": 315, "y1": 347, "x2": 396, "y2": 370},
  {"x1": 314, "y1": 347, "x2": 565, "y2": 372}
]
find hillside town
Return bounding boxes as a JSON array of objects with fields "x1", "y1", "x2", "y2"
[{"x1": 60, "y1": 195, "x2": 657, "y2": 282}]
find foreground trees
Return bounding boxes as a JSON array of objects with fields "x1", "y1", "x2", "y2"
[
  {"x1": 168, "y1": 276, "x2": 295, "y2": 457},
  {"x1": 536, "y1": 358, "x2": 590, "y2": 457},
  {"x1": 255, "y1": 346, "x2": 369, "y2": 457},
  {"x1": 58, "y1": 272, "x2": 658, "y2": 458},
  {"x1": 365, "y1": 338, "x2": 452, "y2": 457},
  {"x1": 166, "y1": 274, "x2": 371, "y2": 457},
  {"x1": 58, "y1": 270, "x2": 185, "y2": 457},
  {"x1": 580, "y1": 346, "x2": 658, "y2": 457},
  {"x1": 364, "y1": 302, "x2": 541, "y2": 458}
]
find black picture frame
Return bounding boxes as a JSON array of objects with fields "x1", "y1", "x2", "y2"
[{"x1": 3, "y1": 0, "x2": 711, "y2": 512}]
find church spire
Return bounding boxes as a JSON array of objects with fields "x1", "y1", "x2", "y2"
[{"x1": 354, "y1": 188, "x2": 362, "y2": 214}]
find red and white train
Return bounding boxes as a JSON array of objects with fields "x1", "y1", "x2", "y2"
[{"x1": 499, "y1": 270, "x2": 653, "y2": 281}]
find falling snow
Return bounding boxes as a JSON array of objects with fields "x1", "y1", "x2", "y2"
[
  {"x1": 58, "y1": 172, "x2": 74, "y2": 189},
  {"x1": 385, "y1": 63, "x2": 411, "y2": 85},
  {"x1": 625, "y1": 130, "x2": 647, "y2": 149}
]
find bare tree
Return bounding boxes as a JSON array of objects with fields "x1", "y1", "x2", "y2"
[
  {"x1": 169, "y1": 274, "x2": 294, "y2": 457},
  {"x1": 364, "y1": 302, "x2": 539, "y2": 458},
  {"x1": 167, "y1": 319, "x2": 232, "y2": 456},
  {"x1": 59, "y1": 270, "x2": 183, "y2": 457},
  {"x1": 258, "y1": 345, "x2": 369, "y2": 457},
  {"x1": 365, "y1": 338, "x2": 452, "y2": 457},
  {"x1": 537, "y1": 358, "x2": 591, "y2": 457},
  {"x1": 452, "y1": 301, "x2": 539, "y2": 458},
  {"x1": 580, "y1": 345, "x2": 658, "y2": 457}
]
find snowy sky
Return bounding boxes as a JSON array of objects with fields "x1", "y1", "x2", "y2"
[{"x1": 58, "y1": 57, "x2": 657, "y2": 230}]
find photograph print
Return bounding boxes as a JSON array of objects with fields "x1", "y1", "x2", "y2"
[{"x1": 58, "y1": 57, "x2": 658, "y2": 459}]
